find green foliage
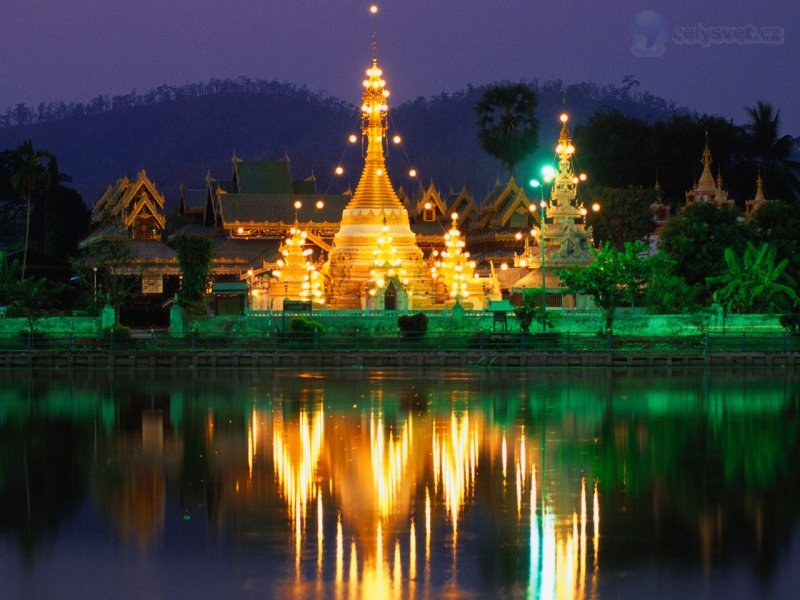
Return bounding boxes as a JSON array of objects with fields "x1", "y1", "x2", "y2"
[
  {"x1": 707, "y1": 241, "x2": 798, "y2": 313},
  {"x1": 171, "y1": 235, "x2": 214, "y2": 314},
  {"x1": 290, "y1": 317, "x2": 325, "y2": 333},
  {"x1": 659, "y1": 202, "x2": 752, "y2": 294},
  {"x1": 643, "y1": 254, "x2": 700, "y2": 314},
  {"x1": 475, "y1": 83, "x2": 539, "y2": 177},
  {"x1": 557, "y1": 241, "x2": 651, "y2": 333},
  {"x1": 514, "y1": 289, "x2": 554, "y2": 332},
  {"x1": 750, "y1": 201, "x2": 800, "y2": 283},
  {"x1": 397, "y1": 313, "x2": 428, "y2": 339},
  {"x1": 73, "y1": 240, "x2": 138, "y2": 311},
  {"x1": 0, "y1": 252, "x2": 48, "y2": 329},
  {"x1": 103, "y1": 324, "x2": 131, "y2": 338},
  {"x1": 584, "y1": 186, "x2": 657, "y2": 248}
]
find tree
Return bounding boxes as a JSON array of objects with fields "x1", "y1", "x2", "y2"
[
  {"x1": 707, "y1": 241, "x2": 798, "y2": 314},
  {"x1": 659, "y1": 202, "x2": 752, "y2": 294},
  {"x1": 171, "y1": 236, "x2": 214, "y2": 315},
  {"x1": 557, "y1": 241, "x2": 651, "y2": 333},
  {"x1": 475, "y1": 83, "x2": 539, "y2": 177},
  {"x1": 584, "y1": 186, "x2": 657, "y2": 248},
  {"x1": 10, "y1": 140, "x2": 52, "y2": 279},
  {"x1": 73, "y1": 240, "x2": 139, "y2": 313},
  {"x1": 642, "y1": 254, "x2": 700, "y2": 314},
  {"x1": 750, "y1": 201, "x2": 800, "y2": 282},
  {"x1": 744, "y1": 102, "x2": 800, "y2": 201},
  {"x1": 514, "y1": 289, "x2": 554, "y2": 332}
]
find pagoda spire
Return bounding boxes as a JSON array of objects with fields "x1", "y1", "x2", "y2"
[
  {"x1": 754, "y1": 167, "x2": 766, "y2": 202},
  {"x1": 347, "y1": 6, "x2": 403, "y2": 211},
  {"x1": 696, "y1": 133, "x2": 716, "y2": 193}
]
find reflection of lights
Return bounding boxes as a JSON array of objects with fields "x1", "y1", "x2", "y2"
[
  {"x1": 432, "y1": 413, "x2": 478, "y2": 542},
  {"x1": 371, "y1": 413, "x2": 413, "y2": 519},
  {"x1": 272, "y1": 406, "x2": 325, "y2": 559}
]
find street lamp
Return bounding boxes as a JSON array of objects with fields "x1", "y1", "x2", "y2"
[
  {"x1": 530, "y1": 167, "x2": 555, "y2": 328},
  {"x1": 93, "y1": 267, "x2": 97, "y2": 304}
]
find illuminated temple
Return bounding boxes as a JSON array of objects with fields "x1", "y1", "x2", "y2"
[{"x1": 323, "y1": 47, "x2": 437, "y2": 309}]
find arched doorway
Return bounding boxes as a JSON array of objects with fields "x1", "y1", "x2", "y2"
[{"x1": 384, "y1": 281, "x2": 398, "y2": 310}]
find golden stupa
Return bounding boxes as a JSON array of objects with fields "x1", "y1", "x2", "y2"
[{"x1": 324, "y1": 26, "x2": 435, "y2": 310}]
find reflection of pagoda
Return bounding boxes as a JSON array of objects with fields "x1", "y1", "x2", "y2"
[{"x1": 323, "y1": 34, "x2": 435, "y2": 309}]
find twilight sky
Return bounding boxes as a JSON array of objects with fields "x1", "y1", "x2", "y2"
[{"x1": 1, "y1": 0, "x2": 798, "y2": 133}]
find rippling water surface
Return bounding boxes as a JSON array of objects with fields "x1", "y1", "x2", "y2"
[{"x1": 1, "y1": 368, "x2": 799, "y2": 599}]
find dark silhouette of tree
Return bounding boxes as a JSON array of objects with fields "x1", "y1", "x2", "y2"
[
  {"x1": 475, "y1": 83, "x2": 539, "y2": 178},
  {"x1": 744, "y1": 102, "x2": 800, "y2": 201},
  {"x1": 584, "y1": 186, "x2": 657, "y2": 248},
  {"x1": 10, "y1": 140, "x2": 52, "y2": 279}
]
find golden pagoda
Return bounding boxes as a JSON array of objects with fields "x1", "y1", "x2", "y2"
[
  {"x1": 323, "y1": 18, "x2": 435, "y2": 310},
  {"x1": 685, "y1": 135, "x2": 734, "y2": 208}
]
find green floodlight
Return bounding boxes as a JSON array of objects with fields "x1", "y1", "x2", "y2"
[
  {"x1": 541, "y1": 165, "x2": 556, "y2": 183},
  {"x1": 529, "y1": 178, "x2": 541, "y2": 188}
]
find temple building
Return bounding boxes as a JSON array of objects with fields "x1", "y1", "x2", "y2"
[
  {"x1": 685, "y1": 138, "x2": 734, "y2": 208},
  {"x1": 80, "y1": 170, "x2": 180, "y2": 325},
  {"x1": 504, "y1": 114, "x2": 596, "y2": 307},
  {"x1": 321, "y1": 44, "x2": 438, "y2": 310}
]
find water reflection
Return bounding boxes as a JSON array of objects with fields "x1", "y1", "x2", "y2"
[{"x1": 0, "y1": 368, "x2": 799, "y2": 599}]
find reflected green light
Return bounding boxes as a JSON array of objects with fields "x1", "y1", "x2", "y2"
[{"x1": 529, "y1": 178, "x2": 541, "y2": 188}]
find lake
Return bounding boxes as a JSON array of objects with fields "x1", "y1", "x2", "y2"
[{"x1": 1, "y1": 367, "x2": 799, "y2": 599}]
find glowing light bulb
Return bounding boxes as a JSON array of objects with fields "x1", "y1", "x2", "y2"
[
  {"x1": 335, "y1": 166, "x2": 344, "y2": 175},
  {"x1": 349, "y1": 134, "x2": 358, "y2": 143},
  {"x1": 376, "y1": 168, "x2": 383, "y2": 176},
  {"x1": 409, "y1": 168, "x2": 417, "y2": 178},
  {"x1": 579, "y1": 173, "x2": 588, "y2": 181},
  {"x1": 515, "y1": 232, "x2": 522, "y2": 240},
  {"x1": 592, "y1": 202, "x2": 601, "y2": 212},
  {"x1": 294, "y1": 200, "x2": 302, "y2": 210},
  {"x1": 370, "y1": 5, "x2": 378, "y2": 15},
  {"x1": 392, "y1": 135, "x2": 402, "y2": 144},
  {"x1": 316, "y1": 200, "x2": 324, "y2": 209},
  {"x1": 560, "y1": 113, "x2": 569, "y2": 123}
]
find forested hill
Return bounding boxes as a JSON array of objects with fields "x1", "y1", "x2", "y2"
[{"x1": 0, "y1": 77, "x2": 682, "y2": 205}]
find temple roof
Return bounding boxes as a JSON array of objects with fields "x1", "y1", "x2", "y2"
[
  {"x1": 217, "y1": 193, "x2": 349, "y2": 225},
  {"x1": 233, "y1": 160, "x2": 293, "y2": 194}
]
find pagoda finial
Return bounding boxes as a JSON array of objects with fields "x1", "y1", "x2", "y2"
[{"x1": 370, "y1": 5, "x2": 379, "y2": 61}]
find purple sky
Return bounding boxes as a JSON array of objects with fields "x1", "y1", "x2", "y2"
[{"x1": 1, "y1": 0, "x2": 798, "y2": 133}]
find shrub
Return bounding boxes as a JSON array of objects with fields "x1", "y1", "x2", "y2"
[
  {"x1": 103, "y1": 324, "x2": 131, "y2": 338},
  {"x1": 290, "y1": 317, "x2": 325, "y2": 333},
  {"x1": 398, "y1": 313, "x2": 428, "y2": 339}
]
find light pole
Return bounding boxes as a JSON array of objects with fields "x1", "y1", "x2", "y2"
[
  {"x1": 530, "y1": 166, "x2": 555, "y2": 329},
  {"x1": 92, "y1": 267, "x2": 97, "y2": 304}
]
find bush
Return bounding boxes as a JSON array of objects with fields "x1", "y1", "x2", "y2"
[
  {"x1": 290, "y1": 317, "x2": 325, "y2": 333},
  {"x1": 780, "y1": 310, "x2": 800, "y2": 335},
  {"x1": 103, "y1": 324, "x2": 131, "y2": 338},
  {"x1": 398, "y1": 313, "x2": 428, "y2": 339}
]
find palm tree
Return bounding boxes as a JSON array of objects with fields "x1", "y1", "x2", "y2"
[
  {"x1": 10, "y1": 140, "x2": 52, "y2": 279},
  {"x1": 744, "y1": 102, "x2": 800, "y2": 201},
  {"x1": 475, "y1": 83, "x2": 539, "y2": 178},
  {"x1": 708, "y1": 241, "x2": 798, "y2": 313}
]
